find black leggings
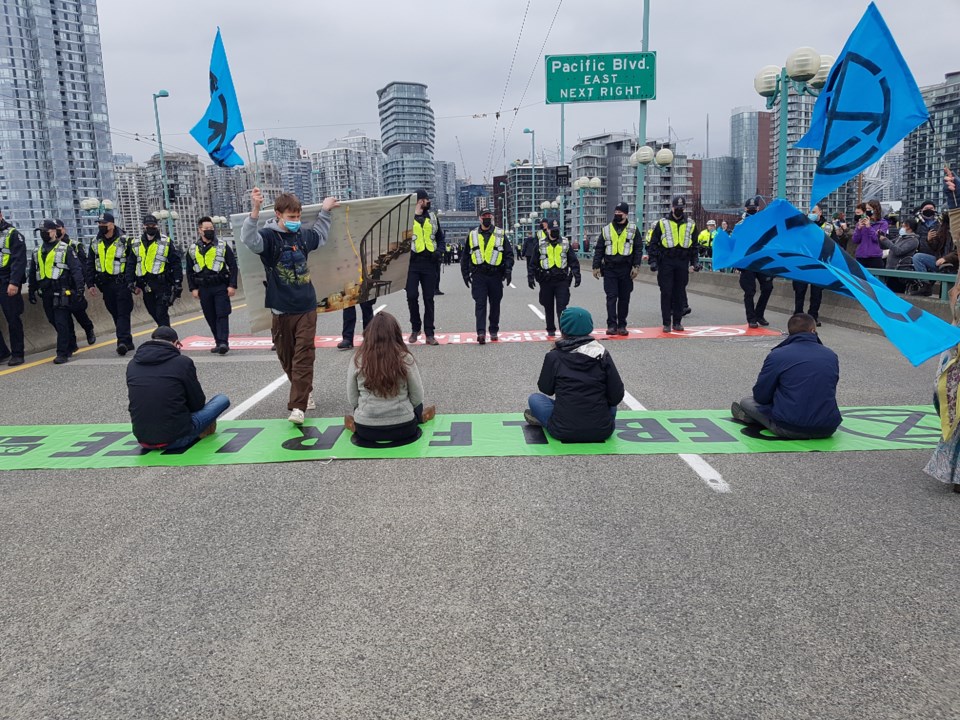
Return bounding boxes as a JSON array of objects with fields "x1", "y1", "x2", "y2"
[{"x1": 354, "y1": 403, "x2": 425, "y2": 443}]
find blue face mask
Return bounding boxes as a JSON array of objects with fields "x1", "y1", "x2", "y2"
[
  {"x1": 284, "y1": 220, "x2": 301, "y2": 233},
  {"x1": 899, "y1": 227, "x2": 907, "y2": 236},
  {"x1": 807, "y1": 213, "x2": 819, "y2": 222}
]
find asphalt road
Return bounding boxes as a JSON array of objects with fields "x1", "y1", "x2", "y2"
[{"x1": 2, "y1": 267, "x2": 958, "y2": 719}]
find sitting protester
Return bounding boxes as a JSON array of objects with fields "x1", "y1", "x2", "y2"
[
  {"x1": 345, "y1": 311, "x2": 436, "y2": 445},
  {"x1": 731, "y1": 313, "x2": 841, "y2": 440},
  {"x1": 880, "y1": 217, "x2": 920, "y2": 293},
  {"x1": 126, "y1": 326, "x2": 230, "y2": 450},
  {"x1": 524, "y1": 306, "x2": 625, "y2": 442}
]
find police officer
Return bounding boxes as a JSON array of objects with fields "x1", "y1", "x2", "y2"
[
  {"x1": 592, "y1": 202, "x2": 643, "y2": 335},
  {"x1": 131, "y1": 214, "x2": 182, "y2": 329},
  {"x1": 738, "y1": 197, "x2": 773, "y2": 328},
  {"x1": 28, "y1": 220, "x2": 85, "y2": 364},
  {"x1": 528, "y1": 220, "x2": 580, "y2": 338},
  {"x1": 462, "y1": 207, "x2": 514, "y2": 344},
  {"x1": 0, "y1": 209, "x2": 27, "y2": 366},
  {"x1": 87, "y1": 211, "x2": 135, "y2": 355},
  {"x1": 55, "y1": 219, "x2": 96, "y2": 346},
  {"x1": 648, "y1": 195, "x2": 699, "y2": 333},
  {"x1": 698, "y1": 219, "x2": 717, "y2": 258},
  {"x1": 406, "y1": 189, "x2": 443, "y2": 345},
  {"x1": 338, "y1": 300, "x2": 375, "y2": 350},
  {"x1": 188, "y1": 216, "x2": 238, "y2": 354}
]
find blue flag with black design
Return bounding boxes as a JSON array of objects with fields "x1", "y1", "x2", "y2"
[
  {"x1": 795, "y1": 2, "x2": 928, "y2": 206},
  {"x1": 190, "y1": 28, "x2": 245, "y2": 167},
  {"x1": 713, "y1": 200, "x2": 960, "y2": 367}
]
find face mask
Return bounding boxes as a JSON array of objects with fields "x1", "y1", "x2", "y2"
[
  {"x1": 899, "y1": 227, "x2": 907, "y2": 236},
  {"x1": 480, "y1": 218, "x2": 492, "y2": 228},
  {"x1": 97, "y1": 225, "x2": 108, "y2": 235},
  {"x1": 550, "y1": 228, "x2": 560, "y2": 240},
  {"x1": 807, "y1": 213, "x2": 819, "y2": 222},
  {"x1": 284, "y1": 220, "x2": 301, "y2": 233},
  {"x1": 613, "y1": 214, "x2": 626, "y2": 224},
  {"x1": 922, "y1": 209, "x2": 936, "y2": 218},
  {"x1": 202, "y1": 229, "x2": 216, "y2": 241},
  {"x1": 865, "y1": 210, "x2": 874, "y2": 217},
  {"x1": 746, "y1": 208, "x2": 757, "y2": 216},
  {"x1": 672, "y1": 208, "x2": 684, "y2": 218},
  {"x1": 145, "y1": 227, "x2": 158, "y2": 237},
  {"x1": 56, "y1": 230, "x2": 64, "y2": 239}
]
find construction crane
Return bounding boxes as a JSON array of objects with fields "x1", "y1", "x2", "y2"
[{"x1": 456, "y1": 136, "x2": 471, "y2": 183}]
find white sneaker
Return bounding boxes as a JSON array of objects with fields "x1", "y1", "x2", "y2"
[
  {"x1": 288, "y1": 408, "x2": 305, "y2": 425},
  {"x1": 306, "y1": 392, "x2": 316, "y2": 410}
]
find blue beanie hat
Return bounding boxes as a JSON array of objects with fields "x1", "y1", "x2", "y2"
[{"x1": 559, "y1": 307, "x2": 593, "y2": 337}]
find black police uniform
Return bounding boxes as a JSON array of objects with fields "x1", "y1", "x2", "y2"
[
  {"x1": 186, "y1": 235, "x2": 238, "y2": 352},
  {"x1": 341, "y1": 300, "x2": 375, "y2": 348},
  {"x1": 792, "y1": 216, "x2": 825, "y2": 322},
  {"x1": 59, "y1": 229, "x2": 96, "y2": 345},
  {"x1": 461, "y1": 220, "x2": 514, "y2": 343},
  {"x1": 648, "y1": 207, "x2": 699, "y2": 329},
  {"x1": 528, "y1": 230, "x2": 581, "y2": 336},
  {"x1": 406, "y1": 207, "x2": 444, "y2": 342},
  {"x1": 0, "y1": 218, "x2": 27, "y2": 364},
  {"x1": 28, "y1": 233, "x2": 86, "y2": 361},
  {"x1": 132, "y1": 230, "x2": 183, "y2": 328},
  {"x1": 87, "y1": 223, "x2": 135, "y2": 353},
  {"x1": 593, "y1": 217, "x2": 643, "y2": 334}
]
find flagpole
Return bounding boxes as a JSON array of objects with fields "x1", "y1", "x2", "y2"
[
  {"x1": 241, "y1": 132, "x2": 256, "y2": 191},
  {"x1": 927, "y1": 119, "x2": 958, "y2": 207}
]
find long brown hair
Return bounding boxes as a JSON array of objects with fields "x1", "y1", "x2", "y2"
[{"x1": 354, "y1": 311, "x2": 411, "y2": 397}]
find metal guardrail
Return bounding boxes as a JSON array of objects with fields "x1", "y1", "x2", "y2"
[{"x1": 695, "y1": 257, "x2": 958, "y2": 301}]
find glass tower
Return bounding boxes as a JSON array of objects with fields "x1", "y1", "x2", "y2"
[
  {"x1": 376, "y1": 82, "x2": 435, "y2": 197},
  {"x1": 0, "y1": 0, "x2": 115, "y2": 242}
]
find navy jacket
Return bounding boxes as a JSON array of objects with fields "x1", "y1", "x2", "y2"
[
  {"x1": 752, "y1": 332, "x2": 841, "y2": 435},
  {"x1": 127, "y1": 340, "x2": 206, "y2": 445}
]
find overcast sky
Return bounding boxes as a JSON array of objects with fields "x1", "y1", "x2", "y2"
[{"x1": 99, "y1": 0, "x2": 959, "y2": 183}]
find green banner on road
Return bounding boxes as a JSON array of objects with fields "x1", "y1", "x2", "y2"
[{"x1": 0, "y1": 407, "x2": 939, "y2": 471}]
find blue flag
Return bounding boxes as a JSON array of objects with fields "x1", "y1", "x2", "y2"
[
  {"x1": 190, "y1": 28, "x2": 245, "y2": 167},
  {"x1": 713, "y1": 200, "x2": 960, "y2": 367},
  {"x1": 795, "y1": 2, "x2": 928, "y2": 206}
]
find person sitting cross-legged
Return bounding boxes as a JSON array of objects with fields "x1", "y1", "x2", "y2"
[
  {"x1": 731, "y1": 313, "x2": 841, "y2": 440},
  {"x1": 127, "y1": 326, "x2": 230, "y2": 450},
  {"x1": 524, "y1": 306, "x2": 625, "y2": 442}
]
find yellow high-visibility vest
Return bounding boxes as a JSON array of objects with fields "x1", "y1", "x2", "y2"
[
  {"x1": 194, "y1": 240, "x2": 227, "y2": 273},
  {"x1": 131, "y1": 235, "x2": 170, "y2": 276},
  {"x1": 94, "y1": 237, "x2": 128, "y2": 275},
  {"x1": 658, "y1": 218, "x2": 695, "y2": 249},
  {"x1": 602, "y1": 222, "x2": 637, "y2": 256},
  {"x1": 0, "y1": 228, "x2": 14, "y2": 268},
  {"x1": 412, "y1": 213, "x2": 438, "y2": 253},
  {"x1": 539, "y1": 238, "x2": 569, "y2": 270},
  {"x1": 468, "y1": 227, "x2": 504, "y2": 266},
  {"x1": 37, "y1": 242, "x2": 69, "y2": 281}
]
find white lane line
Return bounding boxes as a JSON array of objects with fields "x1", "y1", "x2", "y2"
[
  {"x1": 374, "y1": 304, "x2": 386, "y2": 314},
  {"x1": 528, "y1": 304, "x2": 545, "y2": 320},
  {"x1": 221, "y1": 373, "x2": 288, "y2": 420},
  {"x1": 621, "y1": 390, "x2": 730, "y2": 494}
]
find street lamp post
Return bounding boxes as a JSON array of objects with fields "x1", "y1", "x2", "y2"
[
  {"x1": 523, "y1": 128, "x2": 536, "y2": 219},
  {"x1": 572, "y1": 176, "x2": 602, "y2": 252},
  {"x1": 635, "y1": 0, "x2": 651, "y2": 240},
  {"x1": 498, "y1": 181, "x2": 508, "y2": 232},
  {"x1": 629, "y1": 145, "x2": 674, "y2": 231},
  {"x1": 152, "y1": 89, "x2": 174, "y2": 244},
  {"x1": 755, "y1": 48, "x2": 832, "y2": 200}
]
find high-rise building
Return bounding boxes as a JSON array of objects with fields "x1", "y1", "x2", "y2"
[
  {"x1": 113, "y1": 162, "x2": 149, "y2": 231},
  {"x1": 880, "y1": 152, "x2": 903, "y2": 203},
  {"x1": 264, "y1": 137, "x2": 314, "y2": 204},
  {"x1": 770, "y1": 91, "x2": 818, "y2": 208},
  {"x1": 700, "y1": 156, "x2": 738, "y2": 210},
  {"x1": 504, "y1": 162, "x2": 569, "y2": 239},
  {"x1": 731, "y1": 107, "x2": 772, "y2": 202},
  {"x1": 0, "y1": 0, "x2": 115, "y2": 238},
  {"x1": 112, "y1": 153, "x2": 134, "y2": 166},
  {"x1": 903, "y1": 71, "x2": 960, "y2": 211},
  {"x1": 145, "y1": 153, "x2": 210, "y2": 252},
  {"x1": 641, "y1": 141, "x2": 691, "y2": 232},
  {"x1": 313, "y1": 129, "x2": 383, "y2": 201},
  {"x1": 376, "y1": 82, "x2": 436, "y2": 196},
  {"x1": 206, "y1": 164, "x2": 254, "y2": 219},
  {"x1": 434, "y1": 160, "x2": 457, "y2": 211},
  {"x1": 458, "y1": 183, "x2": 490, "y2": 212}
]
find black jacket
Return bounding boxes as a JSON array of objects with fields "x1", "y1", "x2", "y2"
[
  {"x1": 186, "y1": 237, "x2": 239, "y2": 290},
  {"x1": 592, "y1": 221, "x2": 644, "y2": 269},
  {"x1": 648, "y1": 213, "x2": 699, "y2": 266},
  {"x1": 27, "y1": 240, "x2": 85, "y2": 298},
  {"x1": 133, "y1": 233, "x2": 184, "y2": 289},
  {"x1": 460, "y1": 226, "x2": 515, "y2": 282},
  {"x1": 86, "y1": 228, "x2": 136, "y2": 288},
  {"x1": 127, "y1": 340, "x2": 206, "y2": 445},
  {"x1": 527, "y1": 236, "x2": 581, "y2": 286},
  {"x1": 537, "y1": 336, "x2": 625, "y2": 442},
  {"x1": 0, "y1": 219, "x2": 27, "y2": 286}
]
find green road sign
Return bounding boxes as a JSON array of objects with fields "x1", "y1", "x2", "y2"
[{"x1": 545, "y1": 52, "x2": 656, "y2": 105}]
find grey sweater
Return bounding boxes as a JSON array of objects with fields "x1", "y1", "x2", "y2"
[{"x1": 347, "y1": 354, "x2": 424, "y2": 426}]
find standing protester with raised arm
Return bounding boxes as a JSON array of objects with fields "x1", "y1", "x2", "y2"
[
  {"x1": 87, "y1": 212, "x2": 135, "y2": 355},
  {"x1": 406, "y1": 189, "x2": 443, "y2": 345},
  {"x1": 241, "y1": 187, "x2": 338, "y2": 424},
  {"x1": 528, "y1": 220, "x2": 580, "y2": 338},
  {"x1": 28, "y1": 220, "x2": 86, "y2": 364},
  {"x1": 188, "y1": 216, "x2": 238, "y2": 355},
  {"x1": 56, "y1": 219, "x2": 96, "y2": 347},
  {"x1": 461, "y1": 207, "x2": 514, "y2": 344},
  {"x1": 592, "y1": 202, "x2": 643, "y2": 336},
  {"x1": 0, "y1": 209, "x2": 27, "y2": 366},
  {"x1": 130, "y1": 214, "x2": 182, "y2": 329},
  {"x1": 648, "y1": 195, "x2": 699, "y2": 333}
]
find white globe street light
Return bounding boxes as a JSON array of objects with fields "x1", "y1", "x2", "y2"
[
  {"x1": 754, "y1": 65, "x2": 781, "y2": 98},
  {"x1": 786, "y1": 46, "x2": 821, "y2": 82},
  {"x1": 809, "y1": 54, "x2": 834, "y2": 90},
  {"x1": 655, "y1": 148, "x2": 674, "y2": 167},
  {"x1": 588, "y1": 177, "x2": 602, "y2": 189}
]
